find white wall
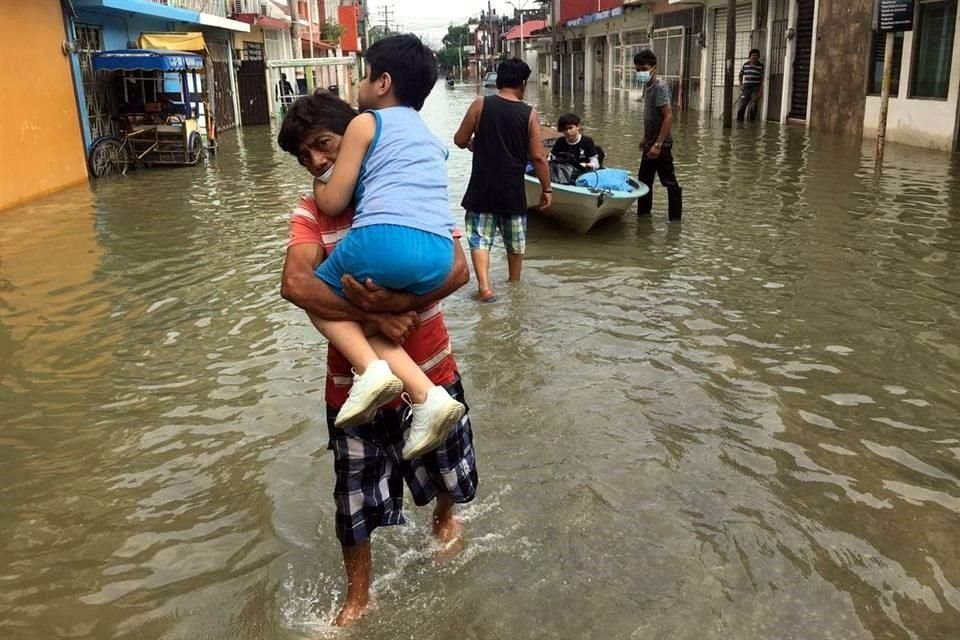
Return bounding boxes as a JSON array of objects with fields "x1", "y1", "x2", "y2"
[{"x1": 863, "y1": 10, "x2": 960, "y2": 151}]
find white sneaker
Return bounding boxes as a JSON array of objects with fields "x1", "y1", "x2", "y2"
[
  {"x1": 334, "y1": 360, "x2": 403, "y2": 429},
  {"x1": 401, "y1": 386, "x2": 466, "y2": 460}
]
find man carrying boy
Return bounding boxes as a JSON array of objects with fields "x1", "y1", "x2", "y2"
[
  {"x1": 634, "y1": 49, "x2": 682, "y2": 222},
  {"x1": 279, "y1": 90, "x2": 479, "y2": 626}
]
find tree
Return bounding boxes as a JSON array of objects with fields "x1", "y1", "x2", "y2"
[
  {"x1": 367, "y1": 24, "x2": 390, "y2": 43},
  {"x1": 436, "y1": 47, "x2": 461, "y2": 70},
  {"x1": 320, "y1": 21, "x2": 346, "y2": 44},
  {"x1": 442, "y1": 23, "x2": 471, "y2": 49}
]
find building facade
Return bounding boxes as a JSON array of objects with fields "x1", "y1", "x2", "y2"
[
  {"x1": 0, "y1": 0, "x2": 89, "y2": 211},
  {"x1": 551, "y1": 0, "x2": 960, "y2": 151},
  {"x1": 64, "y1": 0, "x2": 250, "y2": 150}
]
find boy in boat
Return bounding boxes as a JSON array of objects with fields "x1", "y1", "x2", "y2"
[
  {"x1": 550, "y1": 113, "x2": 601, "y2": 170},
  {"x1": 306, "y1": 34, "x2": 465, "y2": 460}
]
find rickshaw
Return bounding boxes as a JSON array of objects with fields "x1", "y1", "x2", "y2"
[{"x1": 87, "y1": 49, "x2": 207, "y2": 178}]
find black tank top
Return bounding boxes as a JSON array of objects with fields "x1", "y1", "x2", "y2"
[{"x1": 461, "y1": 95, "x2": 532, "y2": 216}]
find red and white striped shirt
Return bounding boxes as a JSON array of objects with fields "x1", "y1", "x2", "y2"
[{"x1": 287, "y1": 194, "x2": 460, "y2": 408}]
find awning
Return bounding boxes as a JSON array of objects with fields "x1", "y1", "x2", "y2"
[
  {"x1": 73, "y1": 0, "x2": 249, "y2": 32},
  {"x1": 74, "y1": 0, "x2": 198, "y2": 23},
  {"x1": 139, "y1": 32, "x2": 206, "y2": 52},
  {"x1": 92, "y1": 49, "x2": 205, "y2": 72}
]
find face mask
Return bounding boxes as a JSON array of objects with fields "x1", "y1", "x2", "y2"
[
  {"x1": 636, "y1": 70, "x2": 651, "y2": 85},
  {"x1": 316, "y1": 164, "x2": 335, "y2": 184}
]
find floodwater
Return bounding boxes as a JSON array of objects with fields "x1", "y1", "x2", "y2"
[{"x1": 2, "y1": 82, "x2": 959, "y2": 640}]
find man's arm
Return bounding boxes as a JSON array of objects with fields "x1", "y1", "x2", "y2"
[
  {"x1": 527, "y1": 108, "x2": 552, "y2": 209},
  {"x1": 454, "y1": 97, "x2": 482, "y2": 149},
  {"x1": 341, "y1": 240, "x2": 471, "y2": 314},
  {"x1": 656, "y1": 104, "x2": 673, "y2": 147},
  {"x1": 280, "y1": 243, "x2": 418, "y2": 342},
  {"x1": 646, "y1": 103, "x2": 673, "y2": 160},
  {"x1": 582, "y1": 137, "x2": 600, "y2": 169},
  {"x1": 281, "y1": 243, "x2": 377, "y2": 322}
]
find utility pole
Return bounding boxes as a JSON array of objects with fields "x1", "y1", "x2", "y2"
[
  {"x1": 379, "y1": 4, "x2": 394, "y2": 34},
  {"x1": 288, "y1": 0, "x2": 302, "y2": 59},
  {"x1": 721, "y1": 0, "x2": 736, "y2": 128},
  {"x1": 520, "y1": 10, "x2": 524, "y2": 62},
  {"x1": 549, "y1": 0, "x2": 558, "y2": 92},
  {"x1": 487, "y1": 0, "x2": 494, "y2": 70},
  {"x1": 875, "y1": 31, "x2": 895, "y2": 166}
]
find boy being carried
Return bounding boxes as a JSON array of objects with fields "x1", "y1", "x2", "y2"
[{"x1": 309, "y1": 34, "x2": 464, "y2": 460}]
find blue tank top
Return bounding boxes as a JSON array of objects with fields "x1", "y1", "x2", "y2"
[{"x1": 353, "y1": 107, "x2": 454, "y2": 238}]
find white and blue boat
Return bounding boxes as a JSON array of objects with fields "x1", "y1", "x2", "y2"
[{"x1": 524, "y1": 172, "x2": 647, "y2": 233}]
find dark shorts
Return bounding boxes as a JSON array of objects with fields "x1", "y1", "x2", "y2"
[{"x1": 327, "y1": 376, "x2": 478, "y2": 546}]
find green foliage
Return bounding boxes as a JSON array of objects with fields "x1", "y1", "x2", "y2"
[
  {"x1": 436, "y1": 47, "x2": 461, "y2": 69},
  {"x1": 320, "y1": 21, "x2": 346, "y2": 43},
  {"x1": 367, "y1": 25, "x2": 389, "y2": 43},
  {"x1": 442, "y1": 23, "x2": 471, "y2": 48}
]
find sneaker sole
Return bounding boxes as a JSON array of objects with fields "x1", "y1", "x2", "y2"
[
  {"x1": 334, "y1": 376, "x2": 404, "y2": 429},
  {"x1": 401, "y1": 401, "x2": 465, "y2": 460}
]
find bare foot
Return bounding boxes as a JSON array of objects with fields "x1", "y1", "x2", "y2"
[
  {"x1": 476, "y1": 288, "x2": 498, "y2": 303},
  {"x1": 334, "y1": 598, "x2": 371, "y2": 627},
  {"x1": 433, "y1": 515, "x2": 465, "y2": 563}
]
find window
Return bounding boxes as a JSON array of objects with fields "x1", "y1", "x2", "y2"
[
  {"x1": 867, "y1": 30, "x2": 904, "y2": 95},
  {"x1": 623, "y1": 30, "x2": 651, "y2": 91},
  {"x1": 910, "y1": 0, "x2": 958, "y2": 99}
]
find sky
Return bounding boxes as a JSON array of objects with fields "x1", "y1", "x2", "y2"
[{"x1": 368, "y1": 0, "x2": 530, "y2": 47}]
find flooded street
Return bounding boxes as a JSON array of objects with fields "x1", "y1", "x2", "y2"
[{"x1": 2, "y1": 83, "x2": 959, "y2": 640}]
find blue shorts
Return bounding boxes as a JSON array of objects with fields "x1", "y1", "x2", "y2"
[{"x1": 315, "y1": 224, "x2": 454, "y2": 297}]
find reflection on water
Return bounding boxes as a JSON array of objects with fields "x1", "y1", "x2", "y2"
[{"x1": 1, "y1": 83, "x2": 959, "y2": 640}]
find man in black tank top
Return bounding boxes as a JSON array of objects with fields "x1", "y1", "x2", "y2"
[{"x1": 454, "y1": 58, "x2": 551, "y2": 303}]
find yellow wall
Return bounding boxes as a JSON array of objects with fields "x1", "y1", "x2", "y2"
[{"x1": 0, "y1": 0, "x2": 88, "y2": 212}]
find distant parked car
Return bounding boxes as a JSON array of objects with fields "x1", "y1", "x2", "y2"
[{"x1": 483, "y1": 72, "x2": 498, "y2": 88}]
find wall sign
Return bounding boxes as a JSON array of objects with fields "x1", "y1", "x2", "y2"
[{"x1": 877, "y1": 0, "x2": 914, "y2": 32}]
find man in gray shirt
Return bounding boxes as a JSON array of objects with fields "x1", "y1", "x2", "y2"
[{"x1": 634, "y1": 49, "x2": 682, "y2": 221}]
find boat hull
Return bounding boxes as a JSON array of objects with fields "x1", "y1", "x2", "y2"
[{"x1": 524, "y1": 173, "x2": 647, "y2": 233}]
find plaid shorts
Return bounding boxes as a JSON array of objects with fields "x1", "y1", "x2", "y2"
[
  {"x1": 327, "y1": 377, "x2": 478, "y2": 546},
  {"x1": 465, "y1": 211, "x2": 527, "y2": 255}
]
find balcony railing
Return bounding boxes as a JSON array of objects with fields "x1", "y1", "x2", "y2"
[
  {"x1": 229, "y1": 0, "x2": 270, "y2": 14},
  {"x1": 145, "y1": 0, "x2": 230, "y2": 18}
]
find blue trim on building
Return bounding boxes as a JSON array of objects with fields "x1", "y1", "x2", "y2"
[
  {"x1": 72, "y1": 0, "x2": 201, "y2": 24},
  {"x1": 62, "y1": 13, "x2": 94, "y2": 151}
]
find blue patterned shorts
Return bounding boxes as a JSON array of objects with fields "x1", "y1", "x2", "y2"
[{"x1": 326, "y1": 377, "x2": 479, "y2": 546}]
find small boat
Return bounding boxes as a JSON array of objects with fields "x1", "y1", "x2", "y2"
[
  {"x1": 446, "y1": 78, "x2": 455, "y2": 88},
  {"x1": 524, "y1": 173, "x2": 648, "y2": 233}
]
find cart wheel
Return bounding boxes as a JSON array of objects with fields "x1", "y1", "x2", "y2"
[
  {"x1": 188, "y1": 132, "x2": 205, "y2": 164},
  {"x1": 88, "y1": 136, "x2": 129, "y2": 178}
]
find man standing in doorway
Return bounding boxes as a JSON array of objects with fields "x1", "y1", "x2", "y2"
[
  {"x1": 634, "y1": 49, "x2": 682, "y2": 222},
  {"x1": 454, "y1": 57, "x2": 551, "y2": 303},
  {"x1": 738, "y1": 49, "x2": 764, "y2": 122}
]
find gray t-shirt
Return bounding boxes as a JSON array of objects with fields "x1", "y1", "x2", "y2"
[{"x1": 644, "y1": 78, "x2": 673, "y2": 147}]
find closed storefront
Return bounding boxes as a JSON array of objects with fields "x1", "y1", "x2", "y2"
[{"x1": 710, "y1": 4, "x2": 752, "y2": 116}]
